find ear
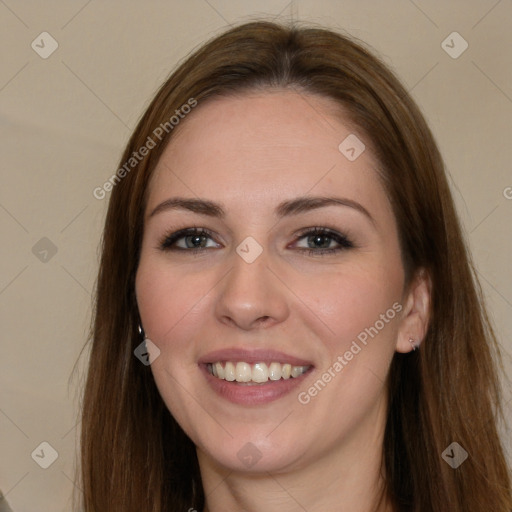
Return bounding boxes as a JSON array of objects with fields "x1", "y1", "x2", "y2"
[{"x1": 395, "y1": 267, "x2": 432, "y2": 353}]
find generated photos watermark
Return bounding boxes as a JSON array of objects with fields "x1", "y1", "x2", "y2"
[
  {"x1": 298, "y1": 301, "x2": 403, "y2": 404},
  {"x1": 93, "y1": 97, "x2": 198, "y2": 200}
]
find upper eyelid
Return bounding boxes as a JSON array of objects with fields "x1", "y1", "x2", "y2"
[
  {"x1": 161, "y1": 227, "x2": 218, "y2": 245},
  {"x1": 164, "y1": 226, "x2": 344, "y2": 239}
]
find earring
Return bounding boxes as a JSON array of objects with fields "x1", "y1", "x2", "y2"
[
  {"x1": 409, "y1": 337, "x2": 419, "y2": 351},
  {"x1": 138, "y1": 324, "x2": 145, "y2": 340}
]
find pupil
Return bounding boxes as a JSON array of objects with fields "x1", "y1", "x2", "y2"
[
  {"x1": 310, "y1": 235, "x2": 330, "y2": 249},
  {"x1": 188, "y1": 235, "x2": 205, "y2": 248}
]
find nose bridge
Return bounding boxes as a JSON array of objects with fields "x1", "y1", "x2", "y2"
[
  {"x1": 214, "y1": 240, "x2": 289, "y2": 329},
  {"x1": 231, "y1": 243, "x2": 270, "y2": 292}
]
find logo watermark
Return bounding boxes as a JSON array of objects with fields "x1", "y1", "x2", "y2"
[{"x1": 442, "y1": 442, "x2": 469, "y2": 468}]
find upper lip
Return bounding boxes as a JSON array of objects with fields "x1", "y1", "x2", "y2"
[{"x1": 198, "y1": 348, "x2": 313, "y2": 367}]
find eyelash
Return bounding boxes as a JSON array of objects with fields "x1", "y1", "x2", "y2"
[{"x1": 158, "y1": 226, "x2": 354, "y2": 257}]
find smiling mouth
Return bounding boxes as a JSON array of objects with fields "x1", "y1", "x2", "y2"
[{"x1": 207, "y1": 361, "x2": 311, "y2": 384}]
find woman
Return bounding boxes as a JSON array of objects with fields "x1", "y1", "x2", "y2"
[{"x1": 79, "y1": 21, "x2": 511, "y2": 511}]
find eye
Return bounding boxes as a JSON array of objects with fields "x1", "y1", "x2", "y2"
[
  {"x1": 159, "y1": 227, "x2": 220, "y2": 252},
  {"x1": 293, "y1": 227, "x2": 354, "y2": 256},
  {"x1": 158, "y1": 226, "x2": 354, "y2": 256}
]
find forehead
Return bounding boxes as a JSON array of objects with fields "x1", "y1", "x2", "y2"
[{"x1": 146, "y1": 91, "x2": 391, "y2": 223}]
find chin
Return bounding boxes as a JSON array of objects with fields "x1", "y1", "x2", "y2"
[{"x1": 197, "y1": 432, "x2": 308, "y2": 474}]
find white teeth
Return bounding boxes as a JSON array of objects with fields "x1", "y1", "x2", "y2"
[
  {"x1": 236, "y1": 362, "x2": 252, "y2": 382},
  {"x1": 268, "y1": 362, "x2": 282, "y2": 380},
  {"x1": 290, "y1": 366, "x2": 304, "y2": 378},
  {"x1": 252, "y1": 363, "x2": 269, "y2": 383},
  {"x1": 214, "y1": 362, "x2": 225, "y2": 379},
  {"x1": 208, "y1": 361, "x2": 309, "y2": 383},
  {"x1": 224, "y1": 361, "x2": 236, "y2": 381}
]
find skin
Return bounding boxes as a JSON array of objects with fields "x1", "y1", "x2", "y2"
[{"x1": 135, "y1": 90, "x2": 431, "y2": 512}]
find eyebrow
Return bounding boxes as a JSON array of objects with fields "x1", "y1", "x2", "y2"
[{"x1": 149, "y1": 196, "x2": 376, "y2": 226}]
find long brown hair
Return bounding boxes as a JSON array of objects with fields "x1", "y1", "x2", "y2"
[{"x1": 78, "y1": 21, "x2": 511, "y2": 511}]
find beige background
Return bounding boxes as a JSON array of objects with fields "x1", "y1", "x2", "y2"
[{"x1": 0, "y1": 1, "x2": 511, "y2": 510}]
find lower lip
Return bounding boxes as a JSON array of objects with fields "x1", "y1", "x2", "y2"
[{"x1": 200, "y1": 364, "x2": 313, "y2": 405}]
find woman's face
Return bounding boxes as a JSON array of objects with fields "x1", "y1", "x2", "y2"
[{"x1": 136, "y1": 90, "x2": 409, "y2": 474}]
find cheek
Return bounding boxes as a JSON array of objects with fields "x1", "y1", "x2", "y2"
[
  {"x1": 135, "y1": 258, "x2": 210, "y2": 349},
  {"x1": 293, "y1": 262, "x2": 403, "y2": 358},
  {"x1": 135, "y1": 260, "x2": 210, "y2": 419},
  {"x1": 291, "y1": 266, "x2": 403, "y2": 433}
]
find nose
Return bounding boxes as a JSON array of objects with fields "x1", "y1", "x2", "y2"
[{"x1": 214, "y1": 246, "x2": 290, "y2": 331}]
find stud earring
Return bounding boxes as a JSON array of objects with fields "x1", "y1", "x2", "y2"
[{"x1": 409, "y1": 337, "x2": 419, "y2": 351}]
